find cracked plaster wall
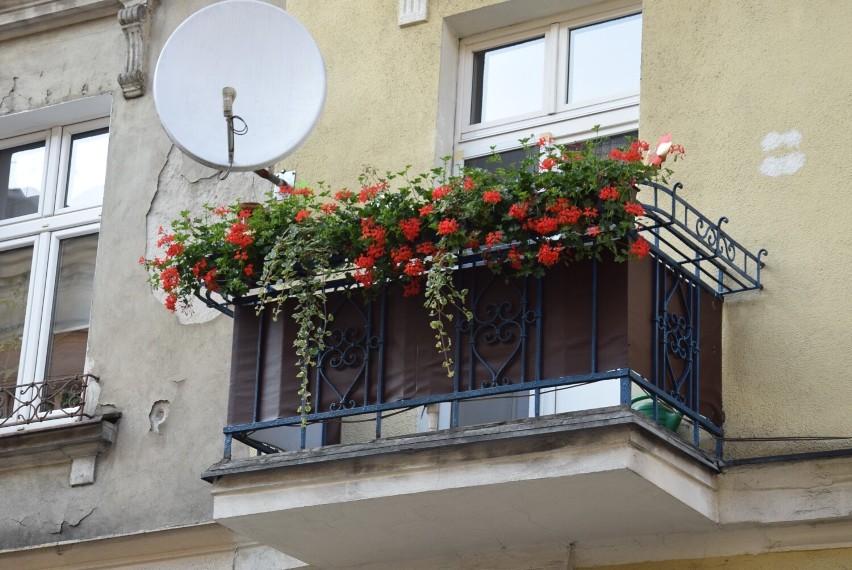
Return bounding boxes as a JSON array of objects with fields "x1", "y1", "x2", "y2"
[{"x1": 0, "y1": 1, "x2": 262, "y2": 551}]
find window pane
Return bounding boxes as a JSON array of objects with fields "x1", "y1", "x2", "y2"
[
  {"x1": 0, "y1": 246, "x2": 33, "y2": 418},
  {"x1": 0, "y1": 142, "x2": 44, "y2": 221},
  {"x1": 472, "y1": 37, "x2": 545, "y2": 124},
  {"x1": 45, "y1": 234, "x2": 98, "y2": 382},
  {"x1": 65, "y1": 128, "x2": 108, "y2": 209},
  {"x1": 567, "y1": 14, "x2": 642, "y2": 104}
]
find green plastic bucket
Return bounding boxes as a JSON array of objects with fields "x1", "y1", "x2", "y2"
[{"x1": 631, "y1": 395, "x2": 683, "y2": 432}]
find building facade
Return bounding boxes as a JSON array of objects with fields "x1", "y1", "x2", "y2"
[{"x1": 2, "y1": 1, "x2": 852, "y2": 568}]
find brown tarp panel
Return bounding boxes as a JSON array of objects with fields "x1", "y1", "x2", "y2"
[{"x1": 228, "y1": 256, "x2": 724, "y2": 441}]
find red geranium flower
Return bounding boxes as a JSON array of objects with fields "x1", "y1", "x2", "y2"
[
  {"x1": 540, "y1": 157, "x2": 557, "y2": 171},
  {"x1": 482, "y1": 190, "x2": 502, "y2": 204},
  {"x1": 630, "y1": 236, "x2": 651, "y2": 259},
  {"x1": 437, "y1": 219, "x2": 459, "y2": 235}
]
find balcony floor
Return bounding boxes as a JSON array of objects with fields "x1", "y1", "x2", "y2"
[{"x1": 204, "y1": 407, "x2": 720, "y2": 569}]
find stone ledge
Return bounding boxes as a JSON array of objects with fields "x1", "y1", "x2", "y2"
[
  {"x1": 203, "y1": 406, "x2": 717, "y2": 482},
  {"x1": 0, "y1": 412, "x2": 120, "y2": 485},
  {"x1": 0, "y1": 0, "x2": 121, "y2": 42}
]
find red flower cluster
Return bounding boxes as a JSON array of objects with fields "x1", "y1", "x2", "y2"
[
  {"x1": 191, "y1": 259, "x2": 208, "y2": 277},
  {"x1": 321, "y1": 203, "x2": 338, "y2": 214},
  {"x1": 352, "y1": 218, "x2": 388, "y2": 288},
  {"x1": 295, "y1": 209, "x2": 311, "y2": 222},
  {"x1": 398, "y1": 218, "x2": 420, "y2": 241},
  {"x1": 419, "y1": 204, "x2": 434, "y2": 217},
  {"x1": 599, "y1": 186, "x2": 619, "y2": 201},
  {"x1": 358, "y1": 181, "x2": 387, "y2": 204},
  {"x1": 482, "y1": 190, "x2": 501, "y2": 204},
  {"x1": 463, "y1": 177, "x2": 475, "y2": 191},
  {"x1": 160, "y1": 267, "x2": 179, "y2": 292},
  {"x1": 529, "y1": 216, "x2": 558, "y2": 235},
  {"x1": 432, "y1": 185, "x2": 452, "y2": 200},
  {"x1": 609, "y1": 140, "x2": 649, "y2": 163},
  {"x1": 509, "y1": 202, "x2": 528, "y2": 220},
  {"x1": 540, "y1": 157, "x2": 558, "y2": 171},
  {"x1": 547, "y1": 198, "x2": 582, "y2": 226},
  {"x1": 225, "y1": 221, "x2": 253, "y2": 248},
  {"x1": 624, "y1": 201, "x2": 645, "y2": 216},
  {"x1": 485, "y1": 231, "x2": 503, "y2": 248},
  {"x1": 630, "y1": 236, "x2": 651, "y2": 259},
  {"x1": 391, "y1": 245, "x2": 414, "y2": 265},
  {"x1": 335, "y1": 189, "x2": 353, "y2": 201},
  {"x1": 537, "y1": 243, "x2": 562, "y2": 267},
  {"x1": 437, "y1": 219, "x2": 459, "y2": 235},
  {"x1": 507, "y1": 247, "x2": 523, "y2": 269},
  {"x1": 404, "y1": 258, "x2": 426, "y2": 277}
]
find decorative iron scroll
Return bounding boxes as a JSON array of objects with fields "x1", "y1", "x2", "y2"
[
  {"x1": 637, "y1": 180, "x2": 767, "y2": 295},
  {"x1": 0, "y1": 375, "x2": 94, "y2": 428}
]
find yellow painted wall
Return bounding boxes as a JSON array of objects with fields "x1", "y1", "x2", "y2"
[
  {"x1": 284, "y1": 0, "x2": 501, "y2": 189},
  {"x1": 282, "y1": 0, "x2": 852, "y2": 456},
  {"x1": 641, "y1": 1, "x2": 852, "y2": 456},
  {"x1": 582, "y1": 547, "x2": 852, "y2": 569}
]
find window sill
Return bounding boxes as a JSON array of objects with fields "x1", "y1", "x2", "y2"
[{"x1": 0, "y1": 412, "x2": 120, "y2": 486}]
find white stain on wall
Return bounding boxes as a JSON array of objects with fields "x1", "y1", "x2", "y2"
[{"x1": 760, "y1": 130, "x2": 805, "y2": 177}]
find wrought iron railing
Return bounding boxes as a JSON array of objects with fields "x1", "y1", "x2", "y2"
[
  {"x1": 203, "y1": 182, "x2": 765, "y2": 461},
  {"x1": 0, "y1": 374, "x2": 95, "y2": 428},
  {"x1": 635, "y1": 180, "x2": 767, "y2": 295}
]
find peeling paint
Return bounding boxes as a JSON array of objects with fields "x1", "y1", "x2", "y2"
[
  {"x1": 149, "y1": 400, "x2": 170, "y2": 433},
  {"x1": 143, "y1": 145, "x2": 273, "y2": 324}
]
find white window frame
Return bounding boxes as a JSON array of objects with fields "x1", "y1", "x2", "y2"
[
  {"x1": 454, "y1": 0, "x2": 641, "y2": 164},
  {"x1": 0, "y1": 107, "x2": 108, "y2": 432}
]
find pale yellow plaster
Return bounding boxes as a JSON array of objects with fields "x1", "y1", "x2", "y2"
[
  {"x1": 282, "y1": 0, "x2": 507, "y2": 190},
  {"x1": 640, "y1": 0, "x2": 852, "y2": 457}
]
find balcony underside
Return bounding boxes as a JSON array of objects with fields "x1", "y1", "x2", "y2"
[{"x1": 205, "y1": 408, "x2": 719, "y2": 569}]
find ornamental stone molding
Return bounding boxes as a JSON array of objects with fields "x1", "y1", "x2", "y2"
[
  {"x1": 0, "y1": 0, "x2": 121, "y2": 42},
  {"x1": 118, "y1": 0, "x2": 158, "y2": 99}
]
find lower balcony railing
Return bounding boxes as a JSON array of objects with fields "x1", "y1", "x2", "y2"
[{"x1": 0, "y1": 374, "x2": 95, "y2": 428}]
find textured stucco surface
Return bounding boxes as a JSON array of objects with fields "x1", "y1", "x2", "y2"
[{"x1": 641, "y1": 0, "x2": 852, "y2": 457}]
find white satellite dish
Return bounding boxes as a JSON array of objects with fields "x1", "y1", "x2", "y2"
[{"x1": 153, "y1": 0, "x2": 326, "y2": 173}]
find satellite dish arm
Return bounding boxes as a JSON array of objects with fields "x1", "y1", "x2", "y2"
[{"x1": 253, "y1": 167, "x2": 289, "y2": 187}]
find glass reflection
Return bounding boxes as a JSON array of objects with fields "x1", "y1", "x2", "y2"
[
  {"x1": 0, "y1": 142, "x2": 44, "y2": 221},
  {"x1": 65, "y1": 128, "x2": 108, "y2": 209},
  {"x1": 0, "y1": 246, "x2": 33, "y2": 417},
  {"x1": 568, "y1": 14, "x2": 642, "y2": 104},
  {"x1": 45, "y1": 234, "x2": 98, "y2": 382},
  {"x1": 473, "y1": 37, "x2": 545, "y2": 124}
]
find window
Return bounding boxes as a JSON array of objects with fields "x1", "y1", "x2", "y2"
[
  {"x1": 0, "y1": 116, "x2": 107, "y2": 428},
  {"x1": 455, "y1": 4, "x2": 641, "y2": 164}
]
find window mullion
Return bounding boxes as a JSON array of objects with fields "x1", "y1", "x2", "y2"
[
  {"x1": 41, "y1": 126, "x2": 63, "y2": 217},
  {"x1": 555, "y1": 23, "x2": 570, "y2": 113},
  {"x1": 16, "y1": 233, "x2": 50, "y2": 419},
  {"x1": 31, "y1": 233, "x2": 61, "y2": 392},
  {"x1": 543, "y1": 23, "x2": 560, "y2": 115}
]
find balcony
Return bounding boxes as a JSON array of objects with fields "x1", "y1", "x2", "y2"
[{"x1": 202, "y1": 181, "x2": 765, "y2": 568}]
